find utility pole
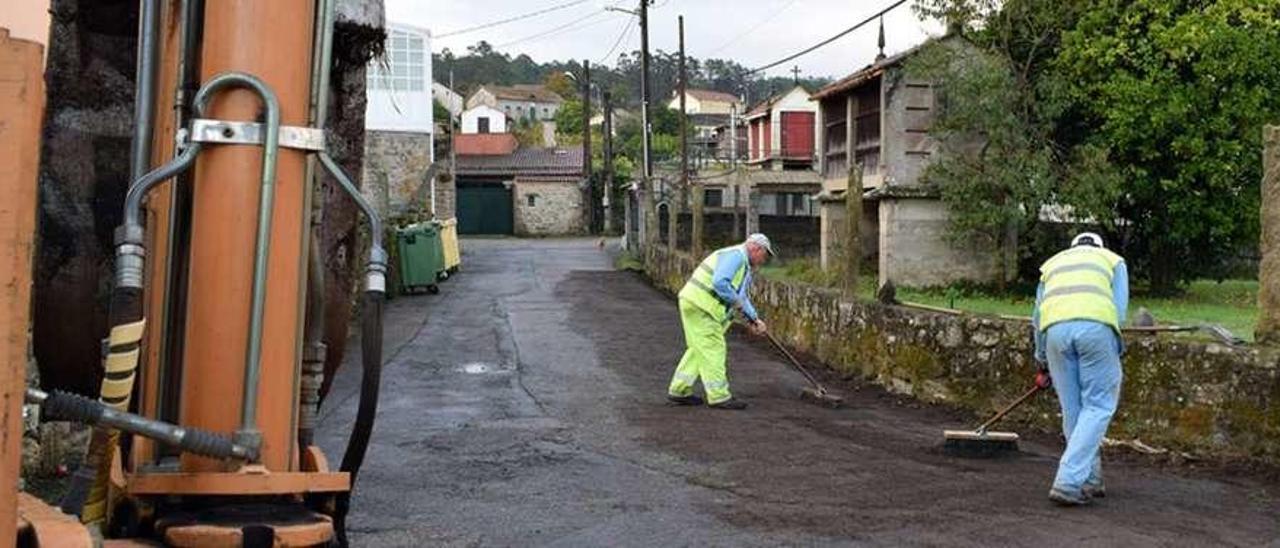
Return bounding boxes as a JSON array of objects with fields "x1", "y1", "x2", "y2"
[
  {"x1": 730, "y1": 101, "x2": 740, "y2": 238},
  {"x1": 603, "y1": 90, "x2": 614, "y2": 234},
  {"x1": 671, "y1": 15, "x2": 687, "y2": 252},
  {"x1": 581, "y1": 60, "x2": 593, "y2": 233},
  {"x1": 639, "y1": 0, "x2": 655, "y2": 249}
]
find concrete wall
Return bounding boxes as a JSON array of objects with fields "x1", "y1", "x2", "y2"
[
  {"x1": 880, "y1": 65, "x2": 937, "y2": 187},
  {"x1": 819, "y1": 197, "x2": 878, "y2": 271},
  {"x1": 643, "y1": 246, "x2": 1280, "y2": 465},
  {"x1": 878, "y1": 197, "x2": 1004, "y2": 287},
  {"x1": 514, "y1": 179, "x2": 585, "y2": 236}
]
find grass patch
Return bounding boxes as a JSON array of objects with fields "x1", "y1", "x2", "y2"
[
  {"x1": 758, "y1": 258, "x2": 1258, "y2": 340},
  {"x1": 615, "y1": 252, "x2": 644, "y2": 272}
]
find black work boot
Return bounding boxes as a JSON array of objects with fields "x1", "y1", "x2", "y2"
[
  {"x1": 666, "y1": 393, "x2": 704, "y2": 406},
  {"x1": 1049, "y1": 487, "x2": 1091, "y2": 507},
  {"x1": 708, "y1": 398, "x2": 747, "y2": 410}
]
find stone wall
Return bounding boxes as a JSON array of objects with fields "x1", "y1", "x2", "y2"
[
  {"x1": 643, "y1": 246, "x2": 1280, "y2": 464},
  {"x1": 513, "y1": 178, "x2": 585, "y2": 236},
  {"x1": 361, "y1": 129, "x2": 433, "y2": 217}
]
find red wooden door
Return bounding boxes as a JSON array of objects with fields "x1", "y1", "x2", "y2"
[{"x1": 781, "y1": 111, "x2": 815, "y2": 159}]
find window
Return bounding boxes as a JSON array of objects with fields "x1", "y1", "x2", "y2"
[
  {"x1": 478, "y1": 117, "x2": 490, "y2": 134},
  {"x1": 704, "y1": 188, "x2": 723, "y2": 208},
  {"x1": 366, "y1": 29, "x2": 426, "y2": 92},
  {"x1": 527, "y1": 194, "x2": 537, "y2": 207}
]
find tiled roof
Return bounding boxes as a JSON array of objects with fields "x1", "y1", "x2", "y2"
[
  {"x1": 482, "y1": 84, "x2": 565, "y2": 104},
  {"x1": 812, "y1": 41, "x2": 934, "y2": 100},
  {"x1": 689, "y1": 113, "x2": 730, "y2": 127},
  {"x1": 455, "y1": 133, "x2": 518, "y2": 156},
  {"x1": 457, "y1": 147, "x2": 584, "y2": 177},
  {"x1": 685, "y1": 89, "x2": 740, "y2": 104}
]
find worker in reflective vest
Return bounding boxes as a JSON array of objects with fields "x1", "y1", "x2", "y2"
[
  {"x1": 667, "y1": 233, "x2": 774, "y2": 410},
  {"x1": 1032, "y1": 232, "x2": 1129, "y2": 506}
]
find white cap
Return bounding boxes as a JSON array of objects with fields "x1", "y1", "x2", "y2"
[
  {"x1": 746, "y1": 233, "x2": 775, "y2": 256},
  {"x1": 1071, "y1": 232, "x2": 1104, "y2": 249}
]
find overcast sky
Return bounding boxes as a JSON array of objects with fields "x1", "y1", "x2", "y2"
[{"x1": 391, "y1": 0, "x2": 946, "y2": 79}]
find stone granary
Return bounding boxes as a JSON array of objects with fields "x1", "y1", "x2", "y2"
[{"x1": 813, "y1": 35, "x2": 1010, "y2": 288}]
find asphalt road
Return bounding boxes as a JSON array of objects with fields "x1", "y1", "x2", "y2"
[{"x1": 317, "y1": 238, "x2": 1280, "y2": 547}]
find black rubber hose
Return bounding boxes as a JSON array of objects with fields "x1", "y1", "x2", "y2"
[
  {"x1": 333, "y1": 290, "x2": 384, "y2": 547},
  {"x1": 60, "y1": 285, "x2": 144, "y2": 517},
  {"x1": 38, "y1": 389, "x2": 245, "y2": 460}
]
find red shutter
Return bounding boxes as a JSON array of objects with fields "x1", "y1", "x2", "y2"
[
  {"x1": 781, "y1": 111, "x2": 815, "y2": 159},
  {"x1": 763, "y1": 116, "x2": 772, "y2": 158}
]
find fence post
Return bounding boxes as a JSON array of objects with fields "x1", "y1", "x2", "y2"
[
  {"x1": 1259, "y1": 125, "x2": 1280, "y2": 343},
  {"x1": 842, "y1": 164, "x2": 862, "y2": 296}
]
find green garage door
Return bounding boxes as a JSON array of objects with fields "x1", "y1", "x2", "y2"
[{"x1": 457, "y1": 182, "x2": 513, "y2": 235}]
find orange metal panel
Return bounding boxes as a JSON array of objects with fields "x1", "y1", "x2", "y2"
[
  {"x1": 17, "y1": 494, "x2": 93, "y2": 547},
  {"x1": 0, "y1": 28, "x2": 46, "y2": 546},
  {"x1": 126, "y1": 471, "x2": 348, "y2": 495},
  {"x1": 163, "y1": 515, "x2": 333, "y2": 547},
  {"x1": 178, "y1": 0, "x2": 314, "y2": 474}
]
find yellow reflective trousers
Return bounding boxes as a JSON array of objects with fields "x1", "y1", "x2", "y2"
[{"x1": 668, "y1": 297, "x2": 733, "y2": 404}]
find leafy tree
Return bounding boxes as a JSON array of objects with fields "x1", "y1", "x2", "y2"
[
  {"x1": 554, "y1": 99, "x2": 585, "y2": 138},
  {"x1": 1052, "y1": 0, "x2": 1280, "y2": 291},
  {"x1": 544, "y1": 71, "x2": 577, "y2": 100},
  {"x1": 433, "y1": 99, "x2": 451, "y2": 124}
]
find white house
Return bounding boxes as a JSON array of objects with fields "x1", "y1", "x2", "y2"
[
  {"x1": 667, "y1": 88, "x2": 741, "y2": 115},
  {"x1": 362, "y1": 22, "x2": 449, "y2": 218},
  {"x1": 365, "y1": 23, "x2": 433, "y2": 135},
  {"x1": 433, "y1": 81, "x2": 464, "y2": 118},
  {"x1": 744, "y1": 85, "x2": 819, "y2": 170},
  {"x1": 466, "y1": 84, "x2": 564, "y2": 122},
  {"x1": 461, "y1": 104, "x2": 507, "y2": 134}
]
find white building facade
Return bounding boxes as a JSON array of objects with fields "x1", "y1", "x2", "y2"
[{"x1": 461, "y1": 104, "x2": 507, "y2": 134}]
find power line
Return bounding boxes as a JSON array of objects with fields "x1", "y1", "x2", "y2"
[
  {"x1": 703, "y1": 0, "x2": 800, "y2": 57},
  {"x1": 493, "y1": 9, "x2": 612, "y2": 49},
  {"x1": 745, "y1": 0, "x2": 908, "y2": 76},
  {"x1": 597, "y1": 15, "x2": 637, "y2": 64},
  {"x1": 435, "y1": 0, "x2": 591, "y2": 39}
]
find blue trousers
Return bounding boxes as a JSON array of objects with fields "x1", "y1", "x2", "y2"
[{"x1": 1044, "y1": 320, "x2": 1123, "y2": 493}]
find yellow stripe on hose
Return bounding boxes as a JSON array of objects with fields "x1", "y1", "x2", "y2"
[
  {"x1": 109, "y1": 319, "x2": 145, "y2": 345},
  {"x1": 104, "y1": 348, "x2": 139, "y2": 373}
]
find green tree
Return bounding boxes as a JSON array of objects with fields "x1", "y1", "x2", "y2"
[
  {"x1": 433, "y1": 99, "x2": 451, "y2": 124},
  {"x1": 555, "y1": 99, "x2": 585, "y2": 139},
  {"x1": 1052, "y1": 0, "x2": 1280, "y2": 291}
]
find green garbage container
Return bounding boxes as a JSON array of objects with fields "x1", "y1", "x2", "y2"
[{"x1": 396, "y1": 222, "x2": 445, "y2": 294}]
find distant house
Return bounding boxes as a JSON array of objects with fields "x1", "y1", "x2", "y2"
[
  {"x1": 811, "y1": 34, "x2": 1005, "y2": 287},
  {"x1": 363, "y1": 23, "x2": 453, "y2": 219},
  {"x1": 455, "y1": 146, "x2": 586, "y2": 236},
  {"x1": 433, "y1": 81, "x2": 464, "y2": 118},
  {"x1": 744, "y1": 85, "x2": 818, "y2": 170},
  {"x1": 466, "y1": 84, "x2": 564, "y2": 122},
  {"x1": 667, "y1": 88, "x2": 741, "y2": 115},
  {"x1": 461, "y1": 104, "x2": 508, "y2": 134}
]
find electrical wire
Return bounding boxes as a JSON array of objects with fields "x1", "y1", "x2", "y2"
[
  {"x1": 493, "y1": 9, "x2": 613, "y2": 49},
  {"x1": 745, "y1": 0, "x2": 908, "y2": 76},
  {"x1": 435, "y1": 0, "x2": 591, "y2": 39},
  {"x1": 703, "y1": 0, "x2": 800, "y2": 57},
  {"x1": 597, "y1": 14, "x2": 637, "y2": 64}
]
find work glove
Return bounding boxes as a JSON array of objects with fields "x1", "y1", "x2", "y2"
[
  {"x1": 749, "y1": 319, "x2": 768, "y2": 336},
  {"x1": 1034, "y1": 369, "x2": 1052, "y2": 389}
]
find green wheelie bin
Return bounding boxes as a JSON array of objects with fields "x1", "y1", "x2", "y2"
[{"x1": 396, "y1": 222, "x2": 445, "y2": 294}]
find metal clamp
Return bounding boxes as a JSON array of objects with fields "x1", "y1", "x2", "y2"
[{"x1": 191, "y1": 118, "x2": 326, "y2": 151}]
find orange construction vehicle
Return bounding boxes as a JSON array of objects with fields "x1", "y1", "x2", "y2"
[{"x1": 6, "y1": 1, "x2": 387, "y2": 546}]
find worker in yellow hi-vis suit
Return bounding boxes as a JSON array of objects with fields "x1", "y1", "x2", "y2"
[{"x1": 667, "y1": 233, "x2": 774, "y2": 410}]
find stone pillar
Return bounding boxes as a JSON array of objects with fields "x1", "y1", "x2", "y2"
[
  {"x1": 1258, "y1": 125, "x2": 1280, "y2": 344},
  {"x1": 842, "y1": 164, "x2": 862, "y2": 296},
  {"x1": 0, "y1": 27, "x2": 44, "y2": 538},
  {"x1": 691, "y1": 179, "x2": 704, "y2": 259}
]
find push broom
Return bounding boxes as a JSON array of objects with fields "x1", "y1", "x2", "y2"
[
  {"x1": 761, "y1": 330, "x2": 844, "y2": 408},
  {"x1": 943, "y1": 382, "x2": 1045, "y2": 457}
]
